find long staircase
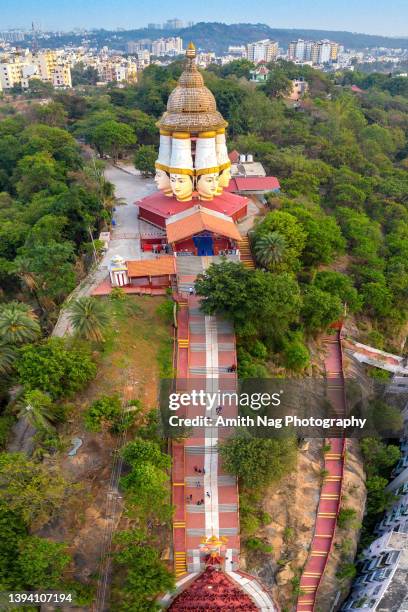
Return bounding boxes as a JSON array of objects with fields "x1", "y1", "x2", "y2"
[
  {"x1": 237, "y1": 237, "x2": 255, "y2": 269},
  {"x1": 297, "y1": 328, "x2": 347, "y2": 611},
  {"x1": 168, "y1": 254, "x2": 276, "y2": 611}
]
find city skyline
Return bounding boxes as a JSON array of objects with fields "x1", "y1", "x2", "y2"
[{"x1": 2, "y1": 0, "x2": 408, "y2": 38}]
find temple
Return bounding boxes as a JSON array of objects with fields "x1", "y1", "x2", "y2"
[{"x1": 99, "y1": 43, "x2": 277, "y2": 610}]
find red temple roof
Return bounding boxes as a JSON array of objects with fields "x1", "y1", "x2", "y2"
[
  {"x1": 137, "y1": 191, "x2": 248, "y2": 228},
  {"x1": 168, "y1": 567, "x2": 258, "y2": 611},
  {"x1": 227, "y1": 176, "x2": 280, "y2": 192}
]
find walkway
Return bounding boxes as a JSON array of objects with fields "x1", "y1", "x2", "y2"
[
  {"x1": 297, "y1": 329, "x2": 347, "y2": 611},
  {"x1": 344, "y1": 339, "x2": 408, "y2": 375},
  {"x1": 53, "y1": 164, "x2": 155, "y2": 336},
  {"x1": 169, "y1": 256, "x2": 275, "y2": 610}
]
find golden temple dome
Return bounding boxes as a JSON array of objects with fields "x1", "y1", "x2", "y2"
[{"x1": 157, "y1": 42, "x2": 227, "y2": 134}]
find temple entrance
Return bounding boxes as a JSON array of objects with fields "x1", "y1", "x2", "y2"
[{"x1": 193, "y1": 234, "x2": 214, "y2": 256}]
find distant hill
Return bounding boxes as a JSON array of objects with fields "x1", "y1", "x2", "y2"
[{"x1": 34, "y1": 22, "x2": 408, "y2": 53}]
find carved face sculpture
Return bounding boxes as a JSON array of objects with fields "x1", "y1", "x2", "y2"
[
  {"x1": 196, "y1": 173, "x2": 219, "y2": 200},
  {"x1": 218, "y1": 166, "x2": 231, "y2": 189},
  {"x1": 170, "y1": 173, "x2": 193, "y2": 201},
  {"x1": 154, "y1": 169, "x2": 172, "y2": 195}
]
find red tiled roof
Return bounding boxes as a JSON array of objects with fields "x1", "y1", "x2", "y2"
[
  {"x1": 228, "y1": 149, "x2": 240, "y2": 163},
  {"x1": 137, "y1": 191, "x2": 248, "y2": 221},
  {"x1": 168, "y1": 567, "x2": 258, "y2": 611},
  {"x1": 227, "y1": 176, "x2": 280, "y2": 192},
  {"x1": 126, "y1": 256, "x2": 175, "y2": 277},
  {"x1": 166, "y1": 207, "x2": 241, "y2": 243}
]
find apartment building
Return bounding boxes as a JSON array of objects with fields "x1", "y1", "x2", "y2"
[
  {"x1": 288, "y1": 38, "x2": 339, "y2": 65},
  {"x1": 246, "y1": 39, "x2": 278, "y2": 64}
]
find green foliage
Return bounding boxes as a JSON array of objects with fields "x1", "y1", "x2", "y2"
[
  {"x1": 0, "y1": 302, "x2": 40, "y2": 346},
  {"x1": 360, "y1": 437, "x2": 401, "y2": 478},
  {"x1": 282, "y1": 332, "x2": 310, "y2": 372},
  {"x1": 219, "y1": 434, "x2": 297, "y2": 490},
  {"x1": 336, "y1": 562, "x2": 357, "y2": 582},
  {"x1": 84, "y1": 395, "x2": 124, "y2": 433},
  {"x1": 155, "y1": 299, "x2": 174, "y2": 324},
  {"x1": 120, "y1": 438, "x2": 172, "y2": 523},
  {"x1": 337, "y1": 507, "x2": 358, "y2": 529},
  {"x1": 68, "y1": 296, "x2": 110, "y2": 342},
  {"x1": 0, "y1": 452, "x2": 68, "y2": 529},
  {"x1": 134, "y1": 145, "x2": 157, "y2": 176},
  {"x1": 17, "y1": 389, "x2": 56, "y2": 430},
  {"x1": 17, "y1": 338, "x2": 96, "y2": 399},
  {"x1": 114, "y1": 529, "x2": 174, "y2": 611},
  {"x1": 252, "y1": 211, "x2": 306, "y2": 272},
  {"x1": 313, "y1": 271, "x2": 362, "y2": 313},
  {"x1": 301, "y1": 285, "x2": 343, "y2": 333},
  {"x1": 16, "y1": 537, "x2": 70, "y2": 589},
  {"x1": 92, "y1": 120, "x2": 136, "y2": 161}
]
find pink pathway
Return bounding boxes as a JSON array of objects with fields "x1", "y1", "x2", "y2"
[{"x1": 296, "y1": 328, "x2": 347, "y2": 611}]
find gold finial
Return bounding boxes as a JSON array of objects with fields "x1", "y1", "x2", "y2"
[{"x1": 186, "y1": 41, "x2": 196, "y2": 59}]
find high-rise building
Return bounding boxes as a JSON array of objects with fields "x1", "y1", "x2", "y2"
[
  {"x1": 246, "y1": 39, "x2": 278, "y2": 64},
  {"x1": 151, "y1": 37, "x2": 183, "y2": 57},
  {"x1": 288, "y1": 38, "x2": 339, "y2": 65},
  {"x1": 164, "y1": 18, "x2": 183, "y2": 30}
]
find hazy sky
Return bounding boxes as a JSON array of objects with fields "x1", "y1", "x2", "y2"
[{"x1": 3, "y1": 0, "x2": 408, "y2": 37}]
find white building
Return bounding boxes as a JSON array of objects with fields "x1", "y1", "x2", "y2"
[
  {"x1": 288, "y1": 38, "x2": 339, "y2": 65},
  {"x1": 151, "y1": 37, "x2": 183, "y2": 57},
  {"x1": 246, "y1": 39, "x2": 278, "y2": 64},
  {"x1": 342, "y1": 532, "x2": 408, "y2": 611}
]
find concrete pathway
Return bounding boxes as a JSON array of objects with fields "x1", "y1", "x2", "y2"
[{"x1": 53, "y1": 164, "x2": 155, "y2": 337}]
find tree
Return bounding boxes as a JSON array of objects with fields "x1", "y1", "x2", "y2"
[
  {"x1": 219, "y1": 435, "x2": 297, "y2": 490},
  {"x1": 252, "y1": 232, "x2": 286, "y2": 270},
  {"x1": 301, "y1": 286, "x2": 343, "y2": 333},
  {"x1": 282, "y1": 333, "x2": 310, "y2": 372},
  {"x1": 313, "y1": 271, "x2": 362, "y2": 313},
  {"x1": 84, "y1": 395, "x2": 123, "y2": 432},
  {"x1": 263, "y1": 69, "x2": 292, "y2": 98},
  {"x1": 14, "y1": 240, "x2": 76, "y2": 307},
  {"x1": 252, "y1": 211, "x2": 306, "y2": 272},
  {"x1": 0, "y1": 302, "x2": 40, "y2": 345},
  {"x1": 68, "y1": 296, "x2": 109, "y2": 342},
  {"x1": 114, "y1": 529, "x2": 174, "y2": 611},
  {"x1": 120, "y1": 438, "x2": 172, "y2": 522},
  {"x1": 360, "y1": 437, "x2": 401, "y2": 478},
  {"x1": 71, "y1": 62, "x2": 99, "y2": 86},
  {"x1": 33, "y1": 102, "x2": 68, "y2": 128},
  {"x1": 134, "y1": 145, "x2": 157, "y2": 176},
  {"x1": 0, "y1": 342, "x2": 16, "y2": 375},
  {"x1": 17, "y1": 537, "x2": 70, "y2": 589},
  {"x1": 195, "y1": 261, "x2": 301, "y2": 343},
  {"x1": 14, "y1": 152, "x2": 61, "y2": 200},
  {"x1": 0, "y1": 452, "x2": 67, "y2": 528},
  {"x1": 17, "y1": 338, "x2": 96, "y2": 399},
  {"x1": 360, "y1": 282, "x2": 393, "y2": 318},
  {"x1": 92, "y1": 120, "x2": 136, "y2": 161},
  {"x1": 17, "y1": 389, "x2": 55, "y2": 430}
]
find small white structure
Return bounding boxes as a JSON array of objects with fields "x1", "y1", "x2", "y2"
[
  {"x1": 109, "y1": 255, "x2": 129, "y2": 287},
  {"x1": 99, "y1": 231, "x2": 111, "y2": 251}
]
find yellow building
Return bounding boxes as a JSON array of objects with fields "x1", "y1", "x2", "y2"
[{"x1": 0, "y1": 60, "x2": 25, "y2": 89}]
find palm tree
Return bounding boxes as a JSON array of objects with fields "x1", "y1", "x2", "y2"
[
  {"x1": 17, "y1": 389, "x2": 55, "y2": 430},
  {"x1": 253, "y1": 232, "x2": 287, "y2": 269},
  {"x1": 68, "y1": 296, "x2": 110, "y2": 342},
  {"x1": 0, "y1": 302, "x2": 41, "y2": 345},
  {"x1": 0, "y1": 342, "x2": 16, "y2": 375}
]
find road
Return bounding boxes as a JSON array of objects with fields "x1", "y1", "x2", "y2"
[
  {"x1": 102, "y1": 164, "x2": 156, "y2": 263},
  {"x1": 53, "y1": 164, "x2": 155, "y2": 337}
]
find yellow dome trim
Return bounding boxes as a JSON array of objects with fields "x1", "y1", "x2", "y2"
[
  {"x1": 198, "y1": 131, "x2": 217, "y2": 138},
  {"x1": 216, "y1": 128, "x2": 226, "y2": 134},
  {"x1": 172, "y1": 132, "x2": 191, "y2": 139},
  {"x1": 219, "y1": 161, "x2": 231, "y2": 171},
  {"x1": 159, "y1": 129, "x2": 172, "y2": 136}
]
